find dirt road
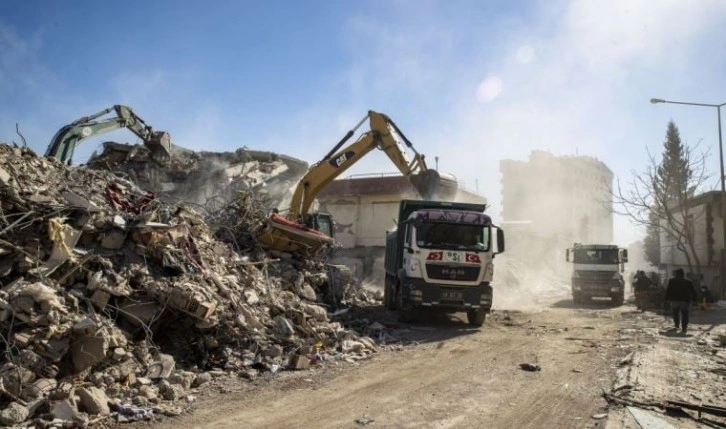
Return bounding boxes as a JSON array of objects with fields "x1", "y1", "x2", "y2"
[{"x1": 150, "y1": 298, "x2": 645, "y2": 429}]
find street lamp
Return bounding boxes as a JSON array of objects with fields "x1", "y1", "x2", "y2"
[{"x1": 651, "y1": 97, "x2": 726, "y2": 297}]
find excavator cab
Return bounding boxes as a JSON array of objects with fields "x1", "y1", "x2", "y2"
[{"x1": 305, "y1": 213, "x2": 334, "y2": 239}]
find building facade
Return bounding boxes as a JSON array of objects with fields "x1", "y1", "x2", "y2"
[
  {"x1": 659, "y1": 191, "x2": 724, "y2": 298},
  {"x1": 500, "y1": 150, "x2": 614, "y2": 244},
  {"x1": 500, "y1": 151, "x2": 614, "y2": 274}
]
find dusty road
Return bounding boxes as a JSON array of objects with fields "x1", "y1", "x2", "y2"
[{"x1": 149, "y1": 298, "x2": 646, "y2": 429}]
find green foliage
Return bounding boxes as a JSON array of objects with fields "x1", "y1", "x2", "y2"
[{"x1": 655, "y1": 120, "x2": 692, "y2": 206}]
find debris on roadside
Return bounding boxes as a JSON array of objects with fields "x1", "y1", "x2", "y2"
[
  {"x1": 355, "y1": 415, "x2": 375, "y2": 426},
  {"x1": 519, "y1": 363, "x2": 541, "y2": 372},
  {"x1": 0, "y1": 143, "x2": 380, "y2": 427}
]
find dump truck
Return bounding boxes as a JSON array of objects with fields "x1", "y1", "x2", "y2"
[
  {"x1": 384, "y1": 200, "x2": 505, "y2": 326},
  {"x1": 566, "y1": 243, "x2": 628, "y2": 305}
]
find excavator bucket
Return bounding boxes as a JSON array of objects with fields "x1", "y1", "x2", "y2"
[
  {"x1": 146, "y1": 131, "x2": 173, "y2": 164},
  {"x1": 410, "y1": 169, "x2": 442, "y2": 200}
]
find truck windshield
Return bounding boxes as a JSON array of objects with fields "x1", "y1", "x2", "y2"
[
  {"x1": 573, "y1": 249, "x2": 618, "y2": 264},
  {"x1": 415, "y1": 223, "x2": 490, "y2": 251}
]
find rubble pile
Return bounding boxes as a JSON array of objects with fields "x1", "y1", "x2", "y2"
[
  {"x1": 86, "y1": 142, "x2": 309, "y2": 209},
  {"x1": 0, "y1": 144, "x2": 378, "y2": 427}
]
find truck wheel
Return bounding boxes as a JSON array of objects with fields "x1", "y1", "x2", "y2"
[
  {"x1": 396, "y1": 285, "x2": 414, "y2": 323},
  {"x1": 467, "y1": 308, "x2": 486, "y2": 327},
  {"x1": 612, "y1": 293, "x2": 624, "y2": 306},
  {"x1": 384, "y1": 280, "x2": 396, "y2": 311}
]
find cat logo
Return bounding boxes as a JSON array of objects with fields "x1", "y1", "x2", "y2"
[{"x1": 329, "y1": 150, "x2": 355, "y2": 168}]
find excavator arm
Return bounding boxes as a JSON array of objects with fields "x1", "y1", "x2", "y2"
[
  {"x1": 288, "y1": 110, "x2": 441, "y2": 220},
  {"x1": 44, "y1": 105, "x2": 172, "y2": 165}
]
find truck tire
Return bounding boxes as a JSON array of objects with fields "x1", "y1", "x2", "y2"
[
  {"x1": 467, "y1": 308, "x2": 486, "y2": 327},
  {"x1": 396, "y1": 284, "x2": 414, "y2": 323},
  {"x1": 611, "y1": 292, "x2": 624, "y2": 306},
  {"x1": 384, "y1": 279, "x2": 396, "y2": 311}
]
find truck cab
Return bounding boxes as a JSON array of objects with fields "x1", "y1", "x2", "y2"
[
  {"x1": 384, "y1": 200, "x2": 505, "y2": 326},
  {"x1": 566, "y1": 243, "x2": 628, "y2": 305}
]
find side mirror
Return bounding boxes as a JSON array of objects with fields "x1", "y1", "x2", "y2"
[
  {"x1": 495, "y1": 228, "x2": 505, "y2": 254},
  {"x1": 566, "y1": 248, "x2": 571, "y2": 262},
  {"x1": 621, "y1": 249, "x2": 629, "y2": 263}
]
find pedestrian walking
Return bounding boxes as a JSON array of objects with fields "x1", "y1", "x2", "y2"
[{"x1": 664, "y1": 268, "x2": 698, "y2": 334}]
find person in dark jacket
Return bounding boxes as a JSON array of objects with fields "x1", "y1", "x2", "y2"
[{"x1": 664, "y1": 268, "x2": 698, "y2": 333}]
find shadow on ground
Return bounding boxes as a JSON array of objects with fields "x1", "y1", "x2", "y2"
[
  {"x1": 549, "y1": 298, "x2": 623, "y2": 310},
  {"x1": 335, "y1": 304, "x2": 482, "y2": 345}
]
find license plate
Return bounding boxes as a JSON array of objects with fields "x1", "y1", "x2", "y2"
[
  {"x1": 444, "y1": 251, "x2": 461, "y2": 262},
  {"x1": 441, "y1": 290, "x2": 463, "y2": 300}
]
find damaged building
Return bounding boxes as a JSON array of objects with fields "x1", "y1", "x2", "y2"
[
  {"x1": 0, "y1": 143, "x2": 382, "y2": 427},
  {"x1": 500, "y1": 150, "x2": 614, "y2": 275}
]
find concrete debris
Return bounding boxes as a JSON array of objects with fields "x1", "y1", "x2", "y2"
[
  {"x1": 0, "y1": 143, "x2": 379, "y2": 426},
  {"x1": 0, "y1": 402, "x2": 29, "y2": 426},
  {"x1": 78, "y1": 386, "x2": 110, "y2": 415}
]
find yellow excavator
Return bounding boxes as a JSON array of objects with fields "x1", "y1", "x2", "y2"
[
  {"x1": 254, "y1": 110, "x2": 451, "y2": 253},
  {"x1": 44, "y1": 105, "x2": 172, "y2": 165}
]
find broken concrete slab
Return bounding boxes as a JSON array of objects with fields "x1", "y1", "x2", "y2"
[
  {"x1": 70, "y1": 333, "x2": 108, "y2": 373},
  {"x1": 192, "y1": 372, "x2": 212, "y2": 388},
  {"x1": 146, "y1": 354, "x2": 175, "y2": 380},
  {"x1": 1, "y1": 365, "x2": 36, "y2": 396},
  {"x1": 20, "y1": 378, "x2": 57, "y2": 400},
  {"x1": 167, "y1": 371, "x2": 195, "y2": 389},
  {"x1": 90, "y1": 289, "x2": 111, "y2": 309},
  {"x1": 78, "y1": 386, "x2": 110, "y2": 415},
  {"x1": 287, "y1": 354, "x2": 310, "y2": 370},
  {"x1": 0, "y1": 401, "x2": 29, "y2": 426},
  {"x1": 0, "y1": 166, "x2": 11, "y2": 184},
  {"x1": 50, "y1": 399, "x2": 79, "y2": 421},
  {"x1": 118, "y1": 301, "x2": 162, "y2": 327},
  {"x1": 274, "y1": 316, "x2": 295, "y2": 338}
]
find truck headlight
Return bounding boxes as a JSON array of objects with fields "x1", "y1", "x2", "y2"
[
  {"x1": 409, "y1": 260, "x2": 421, "y2": 274},
  {"x1": 610, "y1": 287, "x2": 620, "y2": 292},
  {"x1": 574, "y1": 285, "x2": 582, "y2": 291}
]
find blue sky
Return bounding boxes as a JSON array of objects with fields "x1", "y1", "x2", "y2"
[{"x1": 2, "y1": 0, "x2": 726, "y2": 245}]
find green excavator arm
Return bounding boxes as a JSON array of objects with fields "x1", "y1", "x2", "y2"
[{"x1": 44, "y1": 105, "x2": 172, "y2": 165}]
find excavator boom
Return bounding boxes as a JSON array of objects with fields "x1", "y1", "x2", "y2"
[
  {"x1": 254, "y1": 110, "x2": 448, "y2": 253},
  {"x1": 45, "y1": 105, "x2": 172, "y2": 165},
  {"x1": 288, "y1": 110, "x2": 441, "y2": 219}
]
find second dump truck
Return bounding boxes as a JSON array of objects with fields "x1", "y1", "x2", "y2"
[
  {"x1": 566, "y1": 243, "x2": 628, "y2": 305},
  {"x1": 384, "y1": 200, "x2": 505, "y2": 326}
]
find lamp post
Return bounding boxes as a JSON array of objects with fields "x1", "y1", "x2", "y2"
[{"x1": 650, "y1": 98, "x2": 726, "y2": 297}]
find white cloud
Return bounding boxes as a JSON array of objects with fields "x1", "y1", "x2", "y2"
[{"x1": 475, "y1": 76, "x2": 503, "y2": 103}]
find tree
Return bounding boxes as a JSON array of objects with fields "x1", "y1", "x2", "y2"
[
  {"x1": 614, "y1": 120, "x2": 710, "y2": 275},
  {"x1": 643, "y1": 211, "x2": 661, "y2": 266}
]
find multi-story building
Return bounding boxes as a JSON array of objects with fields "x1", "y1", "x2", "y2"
[
  {"x1": 500, "y1": 151, "x2": 614, "y2": 273},
  {"x1": 659, "y1": 190, "x2": 724, "y2": 298}
]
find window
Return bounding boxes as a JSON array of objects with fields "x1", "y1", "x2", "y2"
[{"x1": 415, "y1": 224, "x2": 490, "y2": 251}]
